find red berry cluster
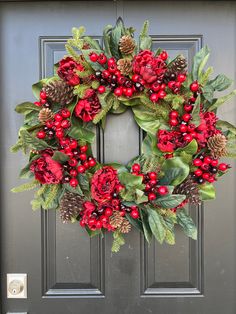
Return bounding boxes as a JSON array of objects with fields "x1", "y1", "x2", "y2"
[
  {"x1": 192, "y1": 155, "x2": 229, "y2": 184},
  {"x1": 167, "y1": 73, "x2": 187, "y2": 94},
  {"x1": 34, "y1": 90, "x2": 51, "y2": 108},
  {"x1": 131, "y1": 163, "x2": 168, "y2": 201}
]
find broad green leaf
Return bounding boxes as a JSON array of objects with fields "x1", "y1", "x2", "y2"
[
  {"x1": 139, "y1": 20, "x2": 152, "y2": 50},
  {"x1": 160, "y1": 157, "x2": 190, "y2": 186},
  {"x1": 177, "y1": 209, "x2": 197, "y2": 240},
  {"x1": 103, "y1": 24, "x2": 113, "y2": 58},
  {"x1": 199, "y1": 66, "x2": 214, "y2": 85},
  {"x1": 125, "y1": 214, "x2": 143, "y2": 232},
  {"x1": 192, "y1": 46, "x2": 210, "y2": 80},
  {"x1": 207, "y1": 90, "x2": 236, "y2": 111},
  {"x1": 69, "y1": 117, "x2": 95, "y2": 143},
  {"x1": 199, "y1": 182, "x2": 215, "y2": 200},
  {"x1": 106, "y1": 163, "x2": 128, "y2": 174},
  {"x1": 202, "y1": 85, "x2": 214, "y2": 102},
  {"x1": 155, "y1": 194, "x2": 186, "y2": 209},
  {"x1": 20, "y1": 130, "x2": 50, "y2": 151},
  {"x1": 15, "y1": 102, "x2": 40, "y2": 114},
  {"x1": 142, "y1": 133, "x2": 161, "y2": 156},
  {"x1": 118, "y1": 172, "x2": 143, "y2": 188},
  {"x1": 191, "y1": 95, "x2": 201, "y2": 126},
  {"x1": 147, "y1": 207, "x2": 166, "y2": 243},
  {"x1": 165, "y1": 228, "x2": 175, "y2": 245},
  {"x1": 135, "y1": 116, "x2": 160, "y2": 135},
  {"x1": 140, "y1": 209, "x2": 152, "y2": 244},
  {"x1": 175, "y1": 139, "x2": 198, "y2": 156},
  {"x1": 135, "y1": 189, "x2": 148, "y2": 204},
  {"x1": 64, "y1": 183, "x2": 83, "y2": 196},
  {"x1": 208, "y1": 74, "x2": 233, "y2": 92},
  {"x1": 216, "y1": 120, "x2": 236, "y2": 135},
  {"x1": 110, "y1": 17, "x2": 125, "y2": 59},
  {"x1": 52, "y1": 151, "x2": 69, "y2": 163}
]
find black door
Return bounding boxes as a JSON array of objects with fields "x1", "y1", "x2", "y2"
[{"x1": 1, "y1": 1, "x2": 236, "y2": 313}]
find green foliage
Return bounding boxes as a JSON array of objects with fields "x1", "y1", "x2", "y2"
[
  {"x1": 65, "y1": 26, "x2": 86, "y2": 61},
  {"x1": 83, "y1": 36, "x2": 102, "y2": 50},
  {"x1": 111, "y1": 231, "x2": 125, "y2": 253},
  {"x1": 20, "y1": 129, "x2": 50, "y2": 151},
  {"x1": 199, "y1": 182, "x2": 215, "y2": 200},
  {"x1": 155, "y1": 194, "x2": 186, "y2": 209},
  {"x1": 93, "y1": 92, "x2": 115, "y2": 124},
  {"x1": 191, "y1": 95, "x2": 201, "y2": 126},
  {"x1": 142, "y1": 133, "x2": 162, "y2": 156},
  {"x1": 103, "y1": 24, "x2": 113, "y2": 58},
  {"x1": 147, "y1": 207, "x2": 166, "y2": 244},
  {"x1": 11, "y1": 180, "x2": 40, "y2": 193},
  {"x1": 142, "y1": 154, "x2": 161, "y2": 173},
  {"x1": 160, "y1": 157, "x2": 190, "y2": 186},
  {"x1": 192, "y1": 46, "x2": 210, "y2": 81},
  {"x1": 125, "y1": 214, "x2": 143, "y2": 232},
  {"x1": 199, "y1": 66, "x2": 214, "y2": 85},
  {"x1": 216, "y1": 120, "x2": 236, "y2": 135},
  {"x1": 15, "y1": 102, "x2": 40, "y2": 115},
  {"x1": 73, "y1": 84, "x2": 90, "y2": 98},
  {"x1": 64, "y1": 183, "x2": 83, "y2": 196},
  {"x1": 52, "y1": 151, "x2": 69, "y2": 163},
  {"x1": 69, "y1": 117, "x2": 95, "y2": 143},
  {"x1": 176, "y1": 209, "x2": 197, "y2": 240},
  {"x1": 207, "y1": 90, "x2": 236, "y2": 111},
  {"x1": 140, "y1": 209, "x2": 152, "y2": 243},
  {"x1": 203, "y1": 74, "x2": 233, "y2": 103},
  {"x1": 139, "y1": 20, "x2": 152, "y2": 51}
]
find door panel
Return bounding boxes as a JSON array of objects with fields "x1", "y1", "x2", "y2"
[{"x1": 1, "y1": 1, "x2": 236, "y2": 314}]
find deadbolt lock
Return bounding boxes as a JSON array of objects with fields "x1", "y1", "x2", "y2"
[
  {"x1": 8, "y1": 279, "x2": 24, "y2": 295},
  {"x1": 7, "y1": 274, "x2": 27, "y2": 298}
]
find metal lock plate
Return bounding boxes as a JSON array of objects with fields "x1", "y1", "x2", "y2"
[{"x1": 7, "y1": 274, "x2": 27, "y2": 299}]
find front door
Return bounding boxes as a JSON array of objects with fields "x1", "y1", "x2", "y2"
[{"x1": 1, "y1": 1, "x2": 236, "y2": 313}]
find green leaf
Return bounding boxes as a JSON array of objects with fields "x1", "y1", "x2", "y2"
[
  {"x1": 160, "y1": 157, "x2": 190, "y2": 186},
  {"x1": 155, "y1": 194, "x2": 186, "y2": 209},
  {"x1": 134, "y1": 116, "x2": 160, "y2": 135},
  {"x1": 135, "y1": 189, "x2": 148, "y2": 204},
  {"x1": 110, "y1": 17, "x2": 125, "y2": 60},
  {"x1": 83, "y1": 36, "x2": 102, "y2": 50},
  {"x1": 78, "y1": 173, "x2": 90, "y2": 192},
  {"x1": 207, "y1": 90, "x2": 236, "y2": 111},
  {"x1": 118, "y1": 172, "x2": 143, "y2": 188},
  {"x1": 191, "y1": 95, "x2": 201, "y2": 126},
  {"x1": 111, "y1": 231, "x2": 125, "y2": 253},
  {"x1": 177, "y1": 209, "x2": 197, "y2": 240},
  {"x1": 93, "y1": 92, "x2": 114, "y2": 124},
  {"x1": 64, "y1": 183, "x2": 83, "y2": 196},
  {"x1": 192, "y1": 46, "x2": 210, "y2": 80},
  {"x1": 208, "y1": 74, "x2": 233, "y2": 92},
  {"x1": 125, "y1": 214, "x2": 143, "y2": 232},
  {"x1": 20, "y1": 129, "x2": 50, "y2": 151},
  {"x1": 106, "y1": 163, "x2": 128, "y2": 174},
  {"x1": 147, "y1": 207, "x2": 166, "y2": 244},
  {"x1": 199, "y1": 66, "x2": 214, "y2": 85},
  {"x1": 103, "y1": 24, "x2": 113, "y2": 58},
  {"x1": 142, "y1": 133, "x2": 161, "y2": 156},
  {"x1": 216, "y1": 120, "x2": 236, "y2": 135},
  {"x1": 199, "y1": 182, "x2": 215, "y2": 200},
  {"x1": 19, "y1": 161, "x2": 35, "y2": 179},
  {"x1": 32, "y1": 79, "x2": 48, "y2": 99},
  {"x1": 139, "y1": 20, "x2": 152, "y2": 50},
  {"x1": 52, "y1": 151, "x2": 69, "y2": 163},
  {"x1": 42, "y1": 184, "x2": 61, "y2": 209},
  {"x1": 82, "y1": 49, "x2": 104, "y2": 71},
  {"x1": 11, "y1": 180, "x2": 40, "y2": 193},
  {"x1": 85, "y1": 227, "x2": 102, "y2": 238},
  {"x1": 69, "y1": 117, "x2": 95, "y2": 143},
  {"x1": 140, "y1": 209, "x2": 152, "y2": 243},
  {"x1": 202, "y1": 85, "x2": 214, "y2": 102},
  {"x1": 175, "y1": 139, "x2": 198, "y2": 156},
  {"x1": 15, "y1": 102, "x2": 40, "y2": 114}
]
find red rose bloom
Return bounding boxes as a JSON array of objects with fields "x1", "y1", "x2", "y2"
[
  {"x1": 75, "y1": 89, "x2": 101, "y2": 122},
  {"x1": 157, "y1": 129, "x2": 182, "y2": 152},
  {"x1": 91, "y1": 166, "x2": 119, "y2": 203},
  {"x1": 133, "y1": 50, "x2": 166, "y2": 84},
  {"x1": 30, "y1": 153, "x2": 63, "y2": 184},
  {"x1": 57, "y1": 57, "x2": 84, "y2": 86}
]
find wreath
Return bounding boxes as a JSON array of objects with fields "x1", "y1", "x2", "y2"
[{"x1": 12, "y1": 19, "x2": 236, "y2": 252}]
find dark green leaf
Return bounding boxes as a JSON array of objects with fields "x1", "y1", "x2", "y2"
[
  {"x1": 191, "y1": 95, "x2": 201, "y2": 126},
  {"x1": 106, "y1": 163, "x2": 128, "y2": 174},
  {"x1": 199, "y1": 182, "x2": 215, "y2": 200},
  {"x1": 140, "y1": 209, "x2": 152, "y2": 243},
  {"x1": 15, "y1": 102, "x2": 40, "y2": 114},
  {"x1": 202, "y1": 85, "x2": 214, "y2": 102},
  {"x1": 208, "y1": 74, "x2": 233, "y2": 92},
  {"x1": 118, "y1": 172, "x2": 143, "y2": 188},
  {"x1": 20, "y1": 130, "x2": 50, "y2": 151},
  {"x1": 177, "y1": 209, "x2": 197, "y2": 240},
  {"x1": 139, "y1": 20, "x2": 152, "y2": 50},
  {"x1": 160, "y1": 157, "x2": 190, "y2": 186},
  {"x1": 125, "y1": 214, "x2": 143, "y2": 232},
  {"x1": 155, "y1": 194, "x2": 186, "y2": 209},
  {"x1": 69, "y1": 117, "x2": 95, "y2": 143},
  {"x1": 192, "y1": 46, "x2": 210, "y2": 80},
  {"x1": 85, "y1": 227, "x2": 102, "y2": 238},
  {"x1": 52, "y1": 151, "x2": 69, "y2": 163},
  {"x1": 147, "y1": 207, "x2": 166, "y2": 243},
  {"x1": 175, "y1": 139, "x2": 198, "y2": 156},
  {"x1": 216, "y1": 120, "x2": 236, "y2": 135}
]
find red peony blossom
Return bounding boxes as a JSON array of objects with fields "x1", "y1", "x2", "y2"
[
  {"x1": 91, "y1": 166, "x2": 119, "y2": 203},
  {"x1": 30, "y1": 153, "x2": 63, "y2": 184},
  {"x1": 132, "y1": 50, "x2": 166, "y2": 84},
  {"x1": 195, "y1": 111, "x2": 220, "y2": 147},
  {"x1": 57, "y1": 57, "x2": 84, "y2": 86},
  {"x1": 157, "y1": 129, "x2": 183, "y2": 153},
  {"x1": 75, "y1": 89, "x2": 101, "y2": 122}
]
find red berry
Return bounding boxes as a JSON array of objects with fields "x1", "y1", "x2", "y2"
[
  {"x1": 102, "y1": 70, "x2": 110, "y2": 78},
  {"x1": 218, "y1": 163, "x2": 228, "y2": 171},
  {"x1": 68, "y1": 158, "x2": 77, "y2": 167},
  {"x1": 40, "y1": 91, "x2": 47, "y2": 99},
  {"x1": 169, "y1": 110, "x2": 179, "y2": 119},
  {"x1": 150, "y1": 179, "x2": 157, "y2": 186},
  {"x1": 202, "y1": 173, "x2": 210, "y2": 180},
  {"x1": 204, "y1": 156, "x2": 212, "y2": 164},
  {"x1": 54, "y1": 113, "x2": 63, "y2": 122},
  {"x1": 98, "y1": 53, "x2": 107, "y2": 64},
  {"x1": 151, "y1": 82, "x2": 160, "y2": 92},
  {"x1": 70, "y1": 169, "x2": 77, "y2": 177},
  {"x1": 80, "y1": 220, "x2": 86, "y2": 227},
  {"x1": 96, "y1": 221, "x2": 103, "y2": 229},
  {"x1": 132, "y1": 74, "x2": 140, "y2": 82},
  {"x1": 79, "y1": 153, "x2": 87, "y2": 161},
  {"x1": 120, "y1": 210, "x2": 126, "y2": 217},
  {"x1": 168, "y1": 81, "x2": 175, "y2": 89},
  {"x1": 45, "y1": 120, "x2": 54, "y2": 128},
  {"x1": 61, "y1": 119, "x2": 71, "y2": 129},
  {"x1": 77, "y1": 165, "x2": 86, "y2": 173},
  {"x1": 69, "y1": 178, "x2": 78, "y2": 187},
  {"x1": 98, "y1": 85, "x2": 106, "y2": 94},
  {"x1": 114, "y1": 87, "x2": 123, "y2": 97},
  {"x1": 184, "y1": 104, "x2": 193, "y2": 112},
  {"x1": 118, "y1": 76, "x2": 126, "y2": 85},
  {"x1": 148, "y1": 172, "x2": 157, "y2": 180},
  {"x1": 56, "y1": 130, "x2": 64, "y2": 138},
  {"x1": 88, "y1": 158, "x2": 96, "y2": 167},
  {"x1": 105, "y1": 207, "x2": 113, "y2": 217},
  {"x1": 208, "y1": 176, "x2": 215, "y2": 183},
  {"x1": 131, "y1": 209, "x2": 139, "y2": 219},
  {"x1": 83, "y1": 161, "x2": 89, "y2": 169},
  {"x1": 80, "y1": 145, "x2": 88, "y2": 153},
  {"x1": 116, "y1": 184, "x2": 124, "y2": 192},
  {"x1": 160, "y1": 83, "x2": 166, "y2": 90},
  {"x1": 132, "y1": 163, "x2": 141, "y2": 173},
  {"x1": 108, "y1": 64, "x2": 117, "y2": 73},
  {"x1": 89, "y1": 52, "x2": 98, "y2": 62},
  {"x1": 61, "y1": 108, "x2": 71, "y2": 118},
  {"x1": 40, "y1": 99, "x2": 47, "y2": 105},
  {"x1": 37, "y1": 130, "x2": 46, "y2": 139},
  {"x1": 69, "y1": 139, "x2": 78, "y2": 149},
  {"x1": 160, "y1": 51, "x2": 168, "y2": 61},
  {"x1": 179, "y1": 124, "x2": 188, "y2": 132},
  {"x1": 145, "y1": 183, "x2": 152, "y2": 191},
  {"x1": 88, "y1": 218, "x2": 96, "y2": 227},
  {"x1": 54, "y1": 120, "x2": 61, "y2": 128},
  {"x1": 190, "y1": 81, "x2": 199, "y2": 92},
  {"x1": 183, "y1": 134, "x2": 193, "y2": 142},
  {"x1": 124, "y1": 88, "x2": 133, "y2": 97},
  {"x1": 194, "y1": 169, "x2": 203, "y2": 176},
  {"x1": 193, "y1": 159, "x2": 202, "y2": 167},
  {"x1": 107, "y1": 58, "x2": 116, "y2": 67},
  {"x1": 150, "y1": 93, "x2": 159, "y2": 103},
  {"x1": 177, "y1": 74, "x2": 186, "y2": 83},
  {"x1": 157, "y1": 186, "x2": 168, "y2": 195},
  {"x1": 211, "y1": 160, "x2": 218, "y2": 167},
  {"x1": 100, "y1": 215, "x2": 108, "y2": 224},
  {"x1": 182, "y1": 113, "x2": 192, "y2": 122},
  {"x1": 34, "y1": 101, "x2": 42, "y2": 107},
  {"x1": 169, "y1": 118, "x2": 179, "y2": 127},
  {"x1": 148, "y1": 192, "x2": 157, "y2": 201},
  {"x1": 157, "y1": 90, "x2": 166, "y2": 99}
]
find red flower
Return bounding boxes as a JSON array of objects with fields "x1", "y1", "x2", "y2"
[
  {"x1": 157, "y1": 129, "x2": 182, "y2": 153},
  {"x1": 91, "y1": 166, "x2": 119, "y2": 203},
  {"x1": 30, "y1": 153, "x2": 63, "y2": 184},
  {"x1": 57, "y1": 57, "x2": 84, "y2": 86},
  {"x1": 133, "y1": 50, "x2": 166, "y2": 84},
  {"x1": 75, "y1": 89, "x2": 101, "y2": 122},
  {"x1": 195, "y1": 111, "x2": 219, "y2": 147}
]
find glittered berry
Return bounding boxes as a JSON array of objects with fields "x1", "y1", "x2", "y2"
[
  {"x1": 102, "y1": 70, "x2": 110, "y2": 78},
  {"x1": 169, "y1": 118, "x2": 179, "y2": 127},
  {"x1": 79, "y1": 153, "x2": 87, "y2": 161},
  {"x1": 193, "y1": 159, "x2": 202, "y2": 167},
  {"x1": 160, "y1": 51, "x2": 168, "y2": 61},
  {"x1": 56, "y1": 130, "x2": 64, "y2": 138},
  {"x1": 131, "y1": 209, "x2": 139, "y2": 219},
  {"x1": 69, "y1": 178, "x2": 78, "y2": 187},
  {"x1": 177, "y1": 74, "x2": 186, "y2": 83},
  {"x1": 194, "y1": 169, "x2": 203, "y2": 176},
  {"x1": 182, "y1": 113, "x2": 192, "y2": 122},
  {"x1": 179, "y1": 124, "x2": 188, "y2": 133},
  {"x1": 157, "y1": 186, "x2": 168, "y2": 195},
  {"x1": 96, "y1": 221, "x2": 103, "y2": 229},
  {"x1": 54, "y1": 113, "x2": 63, "y2": 122},
  {"x1": 98, "y1": 53, "x2": 107, "y2": 64},
  {"x1": 40, "y1": 91, "x2": 47, "y2": 99},
  {"x1": 184, "y1": 104, "x2": 193, "y2": 112},
  {"x1": 80, "y1": 145, "x2": 88, "y2": 153},
  {"x1": 148, "y1": 192, "x2": 156, "y2": 201},
  {"x1": 190, "y1": 81, "x2": 199, "y2": 92},
  {"x1": 157, "y1": 90, "x2": 166, "y2": 99},
  {"x1": 77, "y1": 165, "x2": 86, "y2": 173},
  {"x1": 169, "y1": 110, "x2": 179, "y2": 119},
  {"x1": 148, "y1": 172, "x2": 157, "y2": 180},
  {"x1": 70, "y1": 169, "x2": 77, "y2": 177},
  {"x1": 132, "y1": 163, "x2": 141, "y2": 173},
  {"x1": 211, "y1": 160, "x2": 218, "y2": 167},
  {"x1": 60, "y1": 119, "x2": 71, "y2": 129},
  {"x1": 68, "y1": 158, "x2": 77, "y2": 167},
  {"x1": 88, "y1": 158, "x2": 96, "y2": 167},
  {"x1": 208, "y1": 177, "x2": 215, "y2": 183},
  {"x1": 168, "y1": 81, "x2": 175, "y2": 89},
  {"x1": 183, "y1": 134, "x2": 193, "y2": 142},
  {"x1": 218, "y1": 163, "x2": 228, "y2": 171},
  {"x1": 107, "y1": 57, "x2": 116, "y2": 67},
  {"x1": 37, "y1": 130, "x2": 46, "y2": 139},
  {"x1": 204, "y1": 156, "x2": 212, "y2": 164},
  {"x1": 202, "y1": 173, "x2": 210, "y2": 180},
  {"x1": 114, "y1": 87, "x2": 123, "y2": 97},
  {"x1": 89, "y1": 52, "x2": 98, "y2": 62},
  {"x1": 98, "y1": 85, "x2": 106, "y2": 94},
  {"x1": 61, "y1": 108, "x2": 71, "y2": 118},
  {"x1": 151, "y1": 82, "x2": 160, "y2": 92},
  {"x1": 69, "y1": 139, "x2": 78, "y2": 149},
  {"x1": 124, "y1": 88, "x2": 133, "y2": 97}
]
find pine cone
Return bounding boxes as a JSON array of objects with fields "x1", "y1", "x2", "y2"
[
  {"x1": 110, "y1": 211, "x2": 124, "y2": 228},
  {"x1": 207, "y1": 134, "x2": 227, "y2": 159},
  {"x1": 119, "y1": 35, "x2": 136, "y2": 55},
  {"x1": 42, "y1": 80, "x2": 74, "y2": 106},
  {"x1": 119, "y1": 219, "x2": 131, "y2": 234},
  {"x1": 164, "y1": 55, "x2": 187, "y2": 82},
  {"x1": 117, "y1": 58, "x2": 132, "y2": 75},
  {"x1": 174, "y1": 177, "x2": 201, "y2": 205},
  {"x1": 38, "y1": 108, "x2": 54, "y2": 123},
  {"x1": 59, "y1": 191, "x2": 84, "y2": 223}
]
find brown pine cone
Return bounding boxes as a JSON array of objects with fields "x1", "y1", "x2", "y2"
[
  {"x1": 174, "y1": 176, "x2": 201, "y2": 205},
  {"x1": 117, "y1": 58, "x2": 132, "y2": 75},
  {"x1": 119, "y1": 219, "x2": 131, "y2": 234},
  {"x1": 119, "y1": 35, "x2": 136, "y2": 55},
  {"x1": 59, "y1": 191, "x2": 84, "y2": 223},
  {"x1": 38, "y1": 108, "x2": 54, "y2": 123},
  {"x1": 164, "y1": 55, "x2": 187, "y2": 82},
  {"x1": 42, "y1": 80, "x2": 74, "y2": 106},
  {"x1": 207, "y1": 134, "x2": 227, "y2": 159},
  {"x1": 110, "y1": 211, "x2": 124, "y2": 229}
]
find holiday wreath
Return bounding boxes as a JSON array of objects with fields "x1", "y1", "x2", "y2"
[{"x1": 12, "y1": 19, "x2": 236, "y2": 252}]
